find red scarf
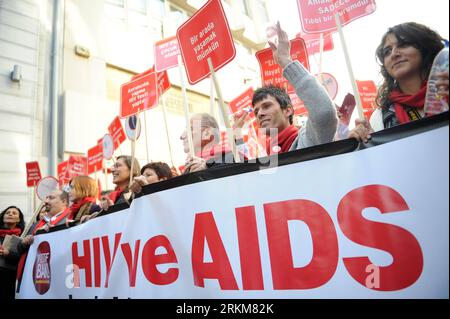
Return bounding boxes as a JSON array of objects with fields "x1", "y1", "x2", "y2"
[
  {"x1": 108, "y1": 187, "x2": 124, "y2": 204},
  {"x1": 389, "y1": 83, "x2": 427, "y2": 124},
  {"x1": 196, "y1": 141, "x2": 232, "y2": 161},
  {"x1": 0, "y1": 227, "x2": 22, "y2": 238},
  {"x1": 267, "y1": 125, "x2": 299, "y2": 155},
  {"x1": 68, "y1": 197, "x2": 96, "y2": 220}
]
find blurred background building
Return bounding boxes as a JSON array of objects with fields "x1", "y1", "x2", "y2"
[{"x1": 0, "y1": 0, "x2": 271, "y2": 220}]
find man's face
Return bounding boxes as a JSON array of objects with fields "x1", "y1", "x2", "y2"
[
  {"x1": 253, "y1": 95, "x2": 293, "y2": 135},
  {"x1": 180, "y1": 115, "x2": 212, "y2": 154},
  {"x1": 44, "y1": 190, "x2": 67, "y2": 216}
]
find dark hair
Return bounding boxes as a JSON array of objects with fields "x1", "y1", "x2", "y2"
[
  {"x1": 375, "y1": 22, "x2": 444, "y2": 108},
  {"x1": 0, "y1": 206, "x2": 25, "y2": 233},
  {"x1": 252, "y1": 85, "x2": 294, "y2": 124},
  {"x1": 141, "y1": 162, "x2": 174, "y2": 180}
]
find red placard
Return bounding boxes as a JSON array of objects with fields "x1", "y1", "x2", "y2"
[
  {"x1": 120, "y1": 72, "x2": 158, "y2": 118},
  {"x1": 108, "y1": 116, "x2": 126, "y2": 150},
  {"x1": 132, "y1": 67, "x2": 171, "y2": 96},
  {"x1": 65, "y1": 155, "x2": 87, "y2": 180},
  {"x1": 155, "y1": 36, "x2": 180, "y2": 72},
  {"x1": 297, "y1": 0, "x2": 377, "y2": 34},
  {"x1": 256, "y1": 38, "x2": 310, "y2": 94},
  {"x1": 26, "y1": 162, "x2": 42, "y2": 187},
  {"x1": 229, "y1": 88, "x2": 254, "y2": 114},
  {"x1": 297, "y1": 32, "x2": 334, "y2": 55},
  {"x1": 356, "y1": 80, "x2": 378, "y2": 119},
  {"x1": 87, "y1": 144, "x2": 103, "y2": 175},
  {"x1": 57, "y1": 161, "x2": 69, "y2": 188},
  {"x1": 290, "y1": 93, "x2": 307, "y2": 116},
  {"x1": 177, "y1": 0, "x2": 236, "y2": 85}
]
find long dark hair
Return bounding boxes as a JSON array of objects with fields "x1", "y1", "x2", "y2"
[
  {"x1": 375, "y1": 22, "x2": 444, "y2": 109},
  {"x1": 0, "y1": 206, "x2": 25, "y2": 232}
]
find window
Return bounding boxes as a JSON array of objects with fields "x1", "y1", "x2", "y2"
[
  {"x1": 128, "y1": 0, "x2": 147, "y2": 14},
  {"x1": 149, "y1": 0, "x2": 165, "y2": 18},
  {"x1": 105, "y1": 0, "x2": 125, "y2": 7},
  {"x1": 238, "y1": 0, "x2": 250, "y2": 17},
  {"x1": 255, "y1": 0, "x2": 269, "y2": 24}
]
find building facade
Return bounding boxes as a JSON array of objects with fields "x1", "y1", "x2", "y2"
[{"x1": 0, "y1": 0, "x2": 271, "y2": 221}]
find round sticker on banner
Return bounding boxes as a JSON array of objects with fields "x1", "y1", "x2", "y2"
[
  {"x1": 125, "y1": 115, "x2": 141, "y2": 140},
  {"x1": 102, "y1": 134, "x2": 114, "y2": 160},
  {"x1": 316, "y1": 73, "x2": 338, "y2": 100},
  {"x1": 35, "y1": 176, "x2": 59, "y2": 201}
]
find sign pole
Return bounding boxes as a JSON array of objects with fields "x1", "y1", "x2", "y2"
[
  {"x1": 129, "y1": 113, "x2": 139, "y2": 186},
  {"x1": 33, "y1": 181, "x2": 37, "y2": 214},
  {"x1": 143, "y1": 111, "x2": 150, "y2": 164},
  {"x1": 159, "y1": 85, "x2": 176, "y2": 169},
  {"x1": 334, "y1": 13, "x2": 364, "y2": 120},
  {"x1": 21, "y1": 202, "x2": 45, "y2": 238},
  {"x1": 178, "y1": 54, "x2": 195, "y2": 158},
  {"x1": 103, "y1": 160, "x2": 108, "y2": 191},
  {"x1": 207, "y1": 58, "x2": 240, "y2": 163},
  {"x1": 210, "y1": 75, "x2": 215, "y2": 116},
  {"x1": 318, "y1": 33, "x2": 325, "y2": 84}
]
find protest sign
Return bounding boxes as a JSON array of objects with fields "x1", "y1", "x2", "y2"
[
  {"x1": 108, "y1": 116, "x2": 126, "y2": 151},
  {"x1": 155, "y1": 36, "x2": 181, "y2": 72},
  {"x1": 256, "y1": 38, "x2": 310, "y2": 94},
  {"x1": 120, "y1": 72, "x2": 158, "y2": 118},
  {"x1": 356, "y1": 80, "x2": 378, "y2": 119},
  {"x1": 26, "y1": 162, "x2": 42, "y2": 187},
  {"x1": 87, "y1": 144, "x2": 103, "y2": 175},
  {"x1": 65, "y1": 155, "x2": 88, "y2": 181},
  {"x1": 177, "y1": 0, "x2": 236, "y2": 84},
  {"x1": 297, "y1": 0, "x2": 377, "y2": 33}
]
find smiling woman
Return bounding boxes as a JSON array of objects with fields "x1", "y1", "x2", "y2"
[{"x1": 0, "y1": 206, "x2": 25, "y2": 300}]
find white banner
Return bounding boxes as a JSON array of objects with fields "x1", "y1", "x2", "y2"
[{"x1": 19, "y1": 127, "x2": 449, "y2": 299}]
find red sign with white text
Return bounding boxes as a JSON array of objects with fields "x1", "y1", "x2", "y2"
[
  {"x1": 26, "y1": 162, "x2": 42, "y2": 187},
  {"x1": 356, "y1": 80, "x2": 378, "y2": 119},
  {"x1": 256, "y1": 38, "x2": 310, "y2": 94},
  {"x1": 297, "y1": 0, "x2": 377, "y2": 34},
  {"x1": 120, "y1": 72, "x2": 158, "y2": 118},
  {"x1": 297, "y1": 32, "x2": 334, "y2": 55},
  {"x1": 155, "y1": 36, "x2": 181, "y2": 72},
  {"x1": 290, "y1": 93, "x2": 307, "y2": 116},
  {"x1": 108, "y1": 116, "x2": 126, "y2": 150},
  {"x1": 177, "y1": 0, "x2": 236, "y2": 84},
  {"x1": 132, "y1": 67, "x2": 171, "y2": 96},
  {"x1": 57, "y1": 161, "x2": 69, "y2": 188},
  {"x1": 87, "y1": 144, "x2": 103, "y2": 175},
  {"x1": 229, "y1": 88, "x2": 254, "y2": 115},
  {"x1": 65, "y1": 155, "x2": 87, "y2": 181}
]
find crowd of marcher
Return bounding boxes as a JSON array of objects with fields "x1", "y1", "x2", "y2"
[{"x1": 0, "y1": 21, "x2": 448, "y2": 300}]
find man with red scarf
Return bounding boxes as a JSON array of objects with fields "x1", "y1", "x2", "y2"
[
  {"x1": 181, "y1": 113, "x2": 240, "y2": 173},
  {"x1": 239, "y1": 22, "x2": 337, "y2": 155},
  {"x1": 14, "y1": 190, "x2": 70, "y2": 289}
]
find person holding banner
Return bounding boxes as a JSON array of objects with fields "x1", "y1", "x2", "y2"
[
  {"x1": 0, "y1": 206, "x2": 25, "y2": 300},
  {"x1": 182, "y1": 113, "x2": 239, "y2": 173},
  {"x1": 247, "y1": 22, "x2": 337, "y2": 154},
  {"x1": 130, "y1": 162, "x2": 175, "y2": 195},
  {"x1": 65, "y1": 176, "x2": 101, "y2": 223},
  {"x1": 349, "y1": 22, "x2": 449, "y2": 142},
  {"x1": 81, "y1": 156, "x2": 140, "y2": 223}
]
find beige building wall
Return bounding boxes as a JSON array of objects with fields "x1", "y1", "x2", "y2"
[{"x1": 0, "y1": 0, "x2": 52, "y2": 221}]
